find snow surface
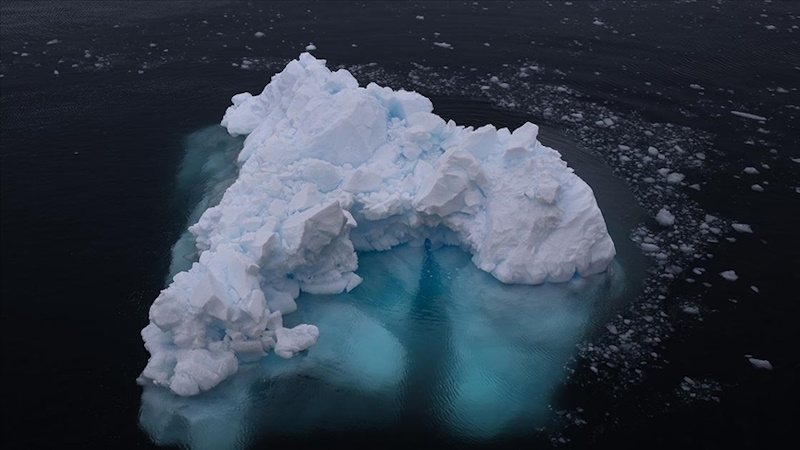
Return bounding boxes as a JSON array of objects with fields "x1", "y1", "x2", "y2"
[{"x1": 140, "y1": 53, "x2": 616, "y2": 396}]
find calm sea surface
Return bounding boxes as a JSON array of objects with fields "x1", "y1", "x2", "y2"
[{"x1": 1, "y1": 2, "x2": 798, "y2": 449}]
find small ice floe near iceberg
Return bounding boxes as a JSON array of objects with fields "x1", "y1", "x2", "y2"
[
  {"x1": 139, "y1": 53, "x2": 616, "y2": 397},
  {"x1": 748, "y1": 357, "x2": 773, "y2": 370}
]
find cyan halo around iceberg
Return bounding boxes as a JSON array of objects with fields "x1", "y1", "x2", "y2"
[{"x1": 139, "y1": 53, "x2": 616, "y2": 396}]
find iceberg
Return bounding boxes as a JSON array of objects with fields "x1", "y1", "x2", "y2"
[{"x1": 139, "y1": 53, "x2": 615, "y2": 396}]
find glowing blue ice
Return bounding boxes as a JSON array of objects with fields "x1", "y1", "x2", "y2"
[{"x1": 141, "y1": 242, "x2": 623, "y2": 447}]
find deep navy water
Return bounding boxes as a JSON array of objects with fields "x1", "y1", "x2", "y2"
[{"x1": 1, "y1": 1, "x2": 799, "y2": 449}]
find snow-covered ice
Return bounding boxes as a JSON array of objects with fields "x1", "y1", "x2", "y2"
[{"x1": 139, "y1": 53, "x2": 616, "y2": 396}]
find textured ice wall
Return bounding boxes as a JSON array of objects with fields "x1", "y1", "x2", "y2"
[{"x1": 139, "y1": 53, "x2": 615, "y2": 396}]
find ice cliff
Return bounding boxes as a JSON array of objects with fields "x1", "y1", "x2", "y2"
[{"x1": 139, "y1": 53, "x2": 615, "y2": 396}]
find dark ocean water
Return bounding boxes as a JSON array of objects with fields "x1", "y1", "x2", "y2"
[{"x1": 1, "y1": 1, "x2": 798, "y2": 449}]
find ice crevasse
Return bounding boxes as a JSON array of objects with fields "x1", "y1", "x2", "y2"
[{"x1": 139, "y1": 53, "x2": 616, "y2": 396}]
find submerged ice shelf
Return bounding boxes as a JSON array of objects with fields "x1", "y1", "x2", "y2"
[
  {"x1": 139, "y1": 53, "x2": 616, "y2": 397},
  {"x1": 140, "y1": 244, "x2": 623, "y2": 449}
]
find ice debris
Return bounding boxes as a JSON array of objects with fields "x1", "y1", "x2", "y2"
[
  {"x1": 656, "y1": 208, "x2": 675, "y2": 226},
  {"x1": 730, "y1": 111, "x2": 767, "y2": 121},
  {"x1": 748, "y1": 358, "x2": 773, "y2": 370},
  {"x1": 720, "y1": 270, "x2": 738, "y2": 281}
]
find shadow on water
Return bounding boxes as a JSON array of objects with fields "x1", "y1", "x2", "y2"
[{"x1": 395, "y1": 239, "x2": 453, "y2": 432}]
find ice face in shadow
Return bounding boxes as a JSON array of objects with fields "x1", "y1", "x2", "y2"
[
  {"x1": 140, "y1": 53, "x2": 616, "y2": 397},
  {"x1": 140, "y1": 243, "x2": 622, "y2": 448}
]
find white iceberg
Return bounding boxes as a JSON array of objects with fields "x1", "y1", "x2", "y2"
[{"x1": 139, "y1": 53, "x2": 616, "y2": 396}]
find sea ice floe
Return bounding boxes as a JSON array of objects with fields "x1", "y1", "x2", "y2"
[
  {"x1": 748, "y1": 357, "x2": 773, "y2": 370},
  {"x1": 720, "y1": 270, "x2": 738, "y2": 281},
  {"x1": 656, "y1": 208, "x2": 675, "y2": 226}
]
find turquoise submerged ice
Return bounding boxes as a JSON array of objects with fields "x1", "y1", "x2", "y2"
[{"x1": 139, "y1": 53, "x2": 616, "y2": 398}]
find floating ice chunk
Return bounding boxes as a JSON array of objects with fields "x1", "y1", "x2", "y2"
[
  {"x1": 751, "y1": 184, "x2": 764, "y2": 192},
  {"x1": 641, "y1": 243, "x2": 660, "y2": 252},
  {"x1": 433, "y1": 42, "x2": 453, "y2": 49},
  {"x1": 720, "y1": 270, "x2": 738, "y2": 281},
  {"x1": 416, "y1": 15, "x2": 424, "y2": 20},
  {"x1": 667, "y1": 172, "x2": 685, "y2": 184},
  {"x1": 254, "y1": 31, "x2": 265, "y2": 38},
  {"x1": 682, "y1": 305, "x2": 700, "y2": 315},
  {"x1": 593, "y1": 20, "x2": 605, "y2": 26},
  {"x1": 141, "y1": 53, "x2": 615, "y2": 395},
  {"x1": 656, "y1": 208, "x2": 675, "y2": 226},
  {"x1": 731, "y1": 223, "x2": 753, "y2": 233},
  {"x1": 731, "y1": 110, "x2": 767, "y2": 121},
  {"x1": 46, "y1": 39, "x2": 60, "y2": 45},
  {"x1": 748, "y1": 358, "x2": 773, "y2": 370},
  {"x1": 305, "y1": 43, "x2": 316, "y2": 51},
  {"x1": 743, "y1": 167, "x2": 760, "y2": 174},
  {"x1": 274, "y1": 324, "x2": 319, "y2": 358},
  {"x1": 168, "y1": 347, "x2": 239, "y2": 397}
]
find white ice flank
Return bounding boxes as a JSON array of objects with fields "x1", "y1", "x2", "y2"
[{"x1": 139, "y1": 54, "x2": 616, "y2": 396}]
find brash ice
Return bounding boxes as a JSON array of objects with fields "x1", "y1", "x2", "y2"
[{"x1": 139, "y1": 53, "x2": 616, "y2": 396}]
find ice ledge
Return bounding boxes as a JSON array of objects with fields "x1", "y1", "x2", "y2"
[{"x1": 140, "y1": 53, "x2": 615, "y2": 395}]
